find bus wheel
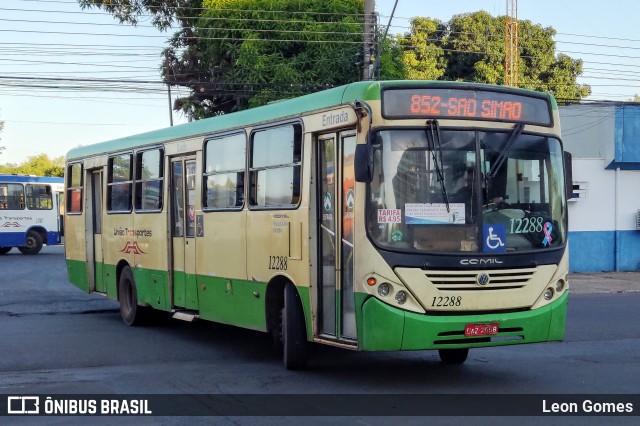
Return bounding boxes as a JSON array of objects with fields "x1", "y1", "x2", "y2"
[
  {"x1": 118, "y1": 266, "x2": 146, "y2": 326},
  {"x1": 18, "y1": 231, "x2": 43, "y2": 255},
  {"x1": 282, "y1": 283, "x2": 308, "y2": 370},
  {"x1": 438, "y1": 348, "x2": 469, "y2": 365},
  {"x1": 0, "y1": 247, "x2": 12, "y2": 255}
]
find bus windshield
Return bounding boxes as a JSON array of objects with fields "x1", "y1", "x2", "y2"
[{"x1": 367, "y1": 127, "x2": 567, "y2": 253}]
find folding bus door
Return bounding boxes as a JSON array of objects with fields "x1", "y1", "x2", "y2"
[
  {"x1": 316, "y1": 131, "x2": 357, "y2": 341},
  {"x1": 170, "y1": 157, "x2": 198, "y2": 310}
]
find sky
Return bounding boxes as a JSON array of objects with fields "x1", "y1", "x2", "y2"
[{"x1": 1, "y1": 0, "x2": 639, "y2": 165}]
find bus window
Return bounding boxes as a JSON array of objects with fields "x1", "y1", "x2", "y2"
[
  {"x1": 67, "y1": 163, "x2": 83, "y2": 214},
  {"x1": 26, "y1": 184, "x2": 53, "y2": 210},
  {"x1": 0, "y1": 183, "x2": 24, "y2": 210},
  {"x1": 204, "y1": 133, "x2": 245, "y2": 209},
  {"x1": 135, "y1": 148, "x2": 163, "y2": 211},
  {"x1": 107, "y1": 153, "x2": 133, "y2": 212},
  {"x1": 249, "y1": 123, "x2": 302, "y2": 208}
]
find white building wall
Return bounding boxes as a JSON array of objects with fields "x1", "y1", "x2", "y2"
[
  {"x1": 567, "y1": 158, "x2": 615, "y2": 232},
  {"x1": 561, "y1": 104, "x2": 640, "y2": 271}
]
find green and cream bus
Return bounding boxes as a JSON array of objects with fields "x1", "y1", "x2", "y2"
[{"x1": 64, "y1": 81, "x2": 570, "y2": 369}]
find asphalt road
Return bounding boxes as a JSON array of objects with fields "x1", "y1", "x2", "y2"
[{"x1": 0, "y1": 245, "x2": 638, "y2": 425}]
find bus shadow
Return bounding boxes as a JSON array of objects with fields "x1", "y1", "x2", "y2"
[{"x1": 96, "y1": 310, "x2": 515, "y2": 389}]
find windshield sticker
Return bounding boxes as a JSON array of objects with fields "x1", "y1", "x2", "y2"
[
  {"x1": 405, "y1": 203, "x2": 465, "y2": 225},
  {"x1": 391, "y1": 230, "x2": 403, "y2": 242},
  {"x1": 378, "y1": 209, "x2": 402, "y2": 223},
  {"x1": 483, "y1": 224, "x2": 507, "y2": 253},
  {"x1": 542, "y1": 222, "x2": 553, "y2": 246},
  {"x1": 323, "y1": 193, "x2": 332, "y2": 211}
]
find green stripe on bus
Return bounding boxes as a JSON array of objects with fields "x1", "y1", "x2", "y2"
[
  {"x1": 66, "y1": 259, "x2": 88, "y2": 292},
  {"x1": 358, "y1": 292, "x2": 568, "y2": 351}
]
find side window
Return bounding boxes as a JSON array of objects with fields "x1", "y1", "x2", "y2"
[
  {"x1": 249, "y1": 123, "x2": 302, "y2": 208},
  {"x1": 66, "y1": 163, "x2": 83, "y2": 214},
  {"x1": 135, "y1": 148, "x2": 163, "y2": 211},
  {"x1": 0, "y1": 183, "x2": 24, "y2": 210},
  {"x1": 107, "y1": 153, "x2": 133, "y2": 212},
  {"x1": 26, "y1": 184, "x2": 53, "y2": 210},
  {"x1": 203, "y1": 133, "x2": 245, "y2": 210}
]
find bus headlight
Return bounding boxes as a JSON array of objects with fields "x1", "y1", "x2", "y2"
[
  {"x1": 377, "y1": 283, "x2": 391, "y2": 297},
  {"x1": 555, "y1": 280, "x2": 565, "y2": 292},
  {"x1": 543, "y1": 288, "x2": 554, "y2": 300},
  {"x1": 395, "y1": 291, "x2": 407, "y2": 305}
]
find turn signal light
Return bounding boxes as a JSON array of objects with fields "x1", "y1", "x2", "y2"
[{"x1": 367, "y1": 277, "x2": 377, "y2": 286}]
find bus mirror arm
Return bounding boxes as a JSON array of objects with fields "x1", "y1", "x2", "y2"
[{"x1": 353, "y1": 100, "x2": 374, "y2": 183}]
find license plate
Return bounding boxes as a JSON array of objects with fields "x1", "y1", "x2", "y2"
[{"x1": 464, "y1": 322, "x2": 499, "y2": 337}]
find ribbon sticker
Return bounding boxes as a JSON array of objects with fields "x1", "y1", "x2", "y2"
[{"x1": 542, "y1": 222, "x2": 553, "y2": 246}]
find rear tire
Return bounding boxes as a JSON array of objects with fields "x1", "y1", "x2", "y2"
[
  {"x1": 118, "y1": 266, "x2": 147, "y2": 326},
  {"x1": 282, "y1": 283, "x2": 308, "y2": 370},
  {"x1": 18, "y1": 230, "x2": 43, "y2": 255},
  {"x1": 438, "y1": 348, "x2": 469, "y2": 365},
  {"x1": 0, "y1": 247, "x2": 12, "y2": 255}
]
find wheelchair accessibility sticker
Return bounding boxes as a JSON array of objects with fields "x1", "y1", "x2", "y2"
[{"x1": 483, "y1": 224, "x2": 506, "y2": 253}]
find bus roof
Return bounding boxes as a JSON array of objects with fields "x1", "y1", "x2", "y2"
[
  {"x1": 0, "y1": 174, "x2": 64, "y2": 183},
  {"x1": 66, "y1": 80, "x2": 557, "y2": 161}
]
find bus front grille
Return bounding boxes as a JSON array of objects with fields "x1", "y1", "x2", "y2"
[{"x1": 424, "y1": 268, "x2": 536, "y2": 291}]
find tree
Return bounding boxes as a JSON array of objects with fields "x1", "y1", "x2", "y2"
[
  {"x1": 376, "y1": 35, "x2": 407, "y2": 81},
  {"x1": 397, "y1": 17, "x2": 446, "y2": 81},
  {"x1": 631, "y1": 94, "x2": 640, "y2": 102},
  {"x1": 0, "y1": 154, "x2": 64, "y2": 177},
  {"x1": 394, "y1": 11, "x2": 590, "y2": 101},
  {"x1": 78, "y1": 1, "x2": 200, "y2": 30},
  {"x1": 167, "y1": 0, "x2": 365, "y2": 117},
  {"x1": 81, "y1": 0, "x2": 366, "y2": 118}
]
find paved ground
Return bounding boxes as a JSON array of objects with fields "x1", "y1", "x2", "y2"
[{"x1": 569, "y1": 271, "x2": 640, "y2": 294}]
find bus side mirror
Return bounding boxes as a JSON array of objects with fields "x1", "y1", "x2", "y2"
[
  {"x1": 564, "y1": 151, "x2": 573, "y2": 200},
  {"x1": 354, "y1": 144, "x2": 374, "y2": 182}
]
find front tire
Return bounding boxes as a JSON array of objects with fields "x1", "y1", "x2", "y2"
[
  {"x1": 282, "y1": 283, "x2": 308, "y2": 370},
  {"x1": 118, "y1": 266, "x2": 147, "y2": 326},
  {"x1": 438, "y1": 348, "x2": 469, "y2": 365},
  {"x1": 18, "y1": 230, "x2": 43, "y2": 255}
]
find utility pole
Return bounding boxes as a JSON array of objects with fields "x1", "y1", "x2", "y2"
[
  {"x1": 363, "y1": 0, "x2": 376, "y2": 80},
  {"x1": 165, "y1": 52, "x2": 174, "y2": 126},
  {"x1": 505, "y1": 0, "x2": 519, "y2": 87}
]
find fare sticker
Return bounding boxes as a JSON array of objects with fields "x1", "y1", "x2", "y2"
[{"x1": 378, "y1": 209, "x2": 401, "y2": 224}]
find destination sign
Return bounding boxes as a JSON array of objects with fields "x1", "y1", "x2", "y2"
[{"x1": 382, "y1": 87, "x2": 553, "y2": 126}]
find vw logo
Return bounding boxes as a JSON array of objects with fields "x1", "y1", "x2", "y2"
[{"x1": 477, "y1": 273, "x2": 490, "y2": 286}]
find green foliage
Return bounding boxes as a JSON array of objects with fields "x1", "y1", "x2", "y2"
[
  {"x1": 398, "y1": 18, "x2": 446, "y2": 80},
  {"x1": 163, "y1": 0, "x2": 365, "y2": 118},
  {"x1": 77, "y1": 1, "x2": 201, "y2": 30},
  {"x1": 81, "y1": 2, "x2": 591, "y2": 113},
  {"x1": 0, "y1": 154, "x2": 64, "y2": 177},
  {"x1": 377, "y1": 36, "x2": 407, "y2": 81},
  {"x1": 390, "y1": 11, "x2": 590, "y2": 101}
]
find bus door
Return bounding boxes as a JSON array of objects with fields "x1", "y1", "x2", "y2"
[
  {"x1": 86, "y1": 169, "x2": 106, "y2": 293},
  {"x1": 56, "y1": 191, "x2": 64, "y2": 239},
  {"x1": 316, "y1": 131, "x2": 357, "y2": 341},
  {"x1": 170, "y1": 157, "x2": 198, "y2": 310}
]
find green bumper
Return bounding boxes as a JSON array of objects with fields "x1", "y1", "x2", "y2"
[{"x1": 360, "y1": 291, "x2": 568, "y2": 351}]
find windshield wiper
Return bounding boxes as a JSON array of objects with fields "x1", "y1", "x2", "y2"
[
  {"x1": 426, "y1": 120, "x2": 450, "y2": 212},
  {"x1": 488, "y1": 123, "x2": 524, "y2": 178}
]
